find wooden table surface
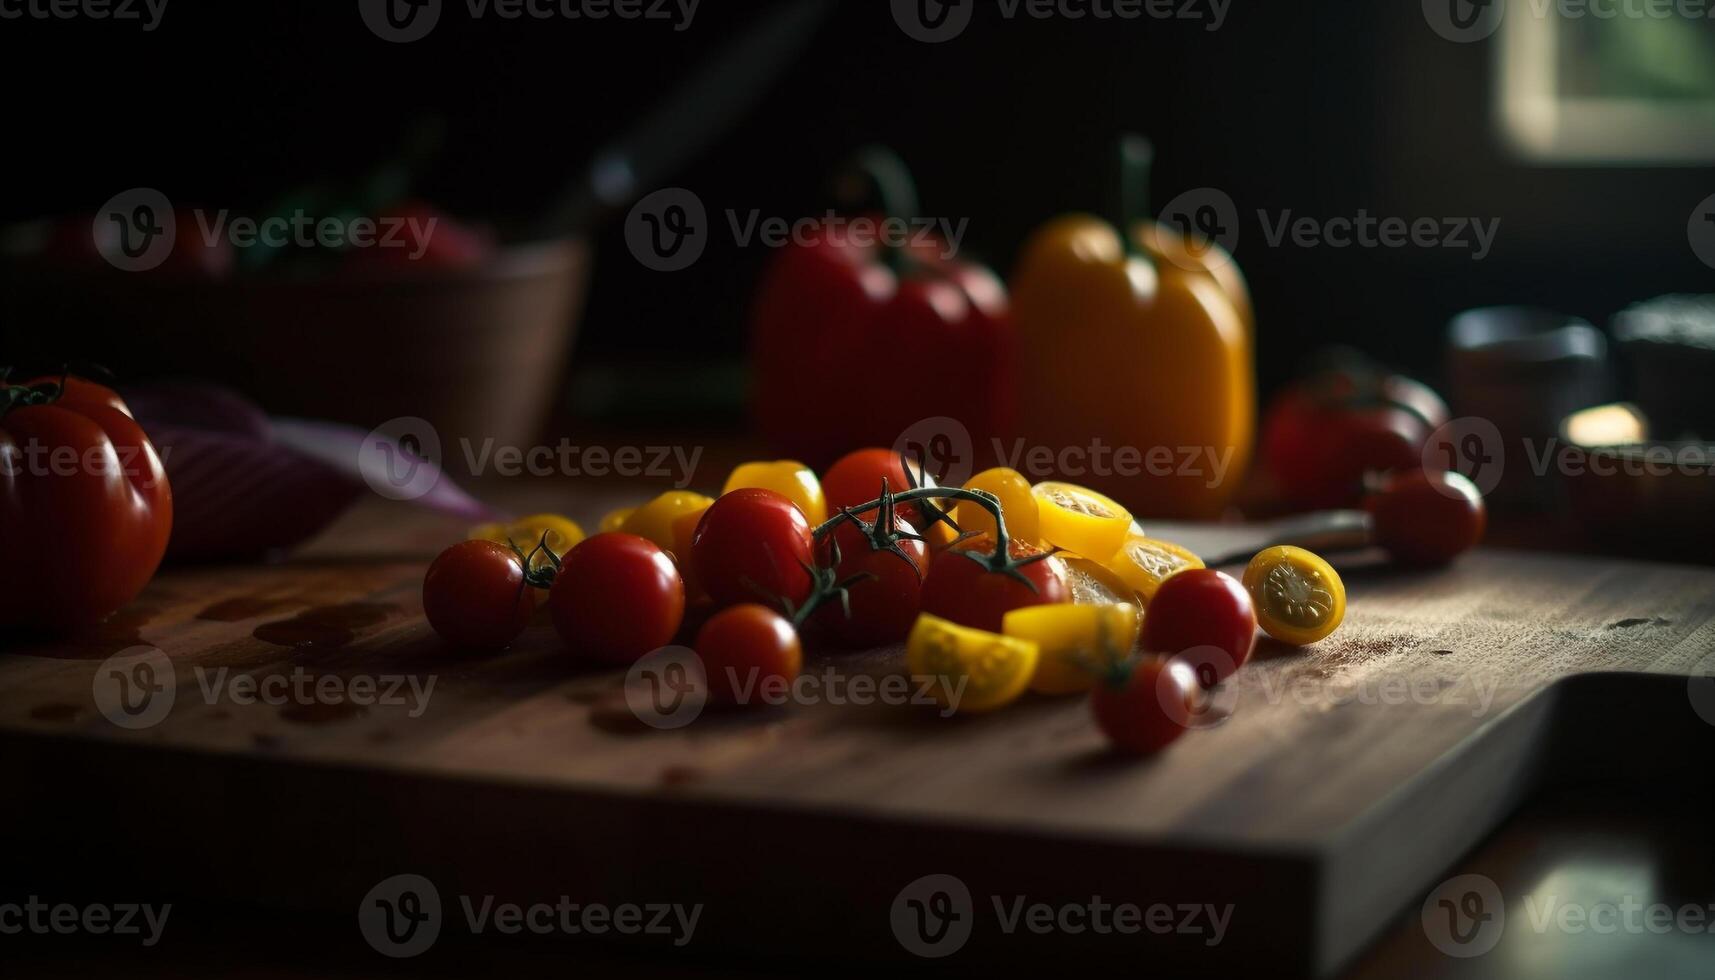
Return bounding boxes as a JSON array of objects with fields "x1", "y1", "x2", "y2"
[{"x1": 4, "y1": 478, "x2": 1714, "y2": 977}]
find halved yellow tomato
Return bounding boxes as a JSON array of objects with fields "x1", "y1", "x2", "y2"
[
  {"x1": 722, "y1": 460, "x2": 827, "y2": 526},
  {"x1": 906, "y1": 613, "x2": 1039, "y2": 714},
  {"x1": 958, "y1": 467, "x2": 1040, "y2": 546},
  {"x1": 1003, "y1": 602, "x2": 1140, "y2": 695},
  {"x1": 1242, "y1": 546, "x2": 1345, "y2": 646},
  {"x1": 1034, "y1": 481, "x2": 1131, "y2": 559},
  {"x1": 1103, "y1": 532, "x2": 1204, "y2": 601}
]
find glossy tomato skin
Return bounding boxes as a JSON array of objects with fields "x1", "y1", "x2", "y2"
[
  {"x1": 0, "y1": 377, "x2": 173, "y2": 631},
  {"x1": 696, "y1": 603, "x2": 803, "y2": 707},
  {"x1": 1367, "y1": 469, "x2": 1486, "y2": 566},
  {"x1": 550, "y1": 533, "x2": 685, "y2": 665},
  {"x1": 919, "y1": 536, "x2": 1069, "y2": 634},
  {"x1": 812, "y1": 515, "x2": 928, "y2": 648},
  {"x1": 1141, "y1": 569, "x2": 1257, "y2": 688},
  {"x1": 690, "y1": 489, "x2": 815, "y2": 610},
  {"x1": 423, "y1": 540, "x2": 536, "y2": 650},
  {"x1": 820, "y1": 448, "x2": 929, "y2": 529},
  {"x1": 1091, "y1": 656, "x2": 1200, "y2": 756}
]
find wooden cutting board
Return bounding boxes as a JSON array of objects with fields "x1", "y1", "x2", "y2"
[{"x1": 3, "y1": 492, "x2": 1713, "y2": 978}]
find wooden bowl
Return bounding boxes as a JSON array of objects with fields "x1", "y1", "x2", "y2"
[{"x1": 0, "y1": 239, "x2": 588, "y2": 449}]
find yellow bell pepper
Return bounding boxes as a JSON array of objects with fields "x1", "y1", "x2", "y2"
[{"x1": 1011, "y1": 139, "x2": 1254, "y2": 520}]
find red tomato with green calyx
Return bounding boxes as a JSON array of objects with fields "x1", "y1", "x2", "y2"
[
  {"x1": 811, "y1": 510, "x2": 927, "y2": 648},
  {"x1": 423, "y1": 539, "x2": 537, "y2": 651},
  {"x1": 919, "y1": 535, "x2": 1069, "y2": 634}
]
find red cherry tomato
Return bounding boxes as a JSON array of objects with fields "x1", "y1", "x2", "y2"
[
  {"x1": 919, "y1": 536, "x2": 1070, "y2": 634},
  {"x1": 0, "y1": 375, "x2": 173, "y2": 631},
  {"x1": 820, "y1": 447, "x2": 934, "y2": 532},
  {"x1": 811, "y1": 513, "x2": 928, "y2": 647},
  {"x1": 1091, "y1": 655, "x2": 1201, "y2": 756},
  {"x1": 1141, "y1": 569, "x2": 1256, "y2": 688},
  {"x1": 550, "y1": 533, "x2": 685, "y2": 665},
  {"x1": 696, "y1": 603, "x2": 803, "y2": 708},
  {"x1": 1367, "y1": 468, "x2": 1486, "y2": 566},
  {"x1": 422, "y1": 540, "x2": 537, "y2": 651},
  {"x1": 1261, "y1": 366, "x2": 1451, "y2": 510},
  {"x1": 690, "y1": 488, "x2": 815, "y2": 610}
]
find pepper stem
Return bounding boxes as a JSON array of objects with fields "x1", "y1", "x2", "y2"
[
  {"x1": 1117, "y1": 134, "x2": 1154, "y2": 256},
  {"x1": 834, "y1": 145, "x2": 922, "y2": 273}
]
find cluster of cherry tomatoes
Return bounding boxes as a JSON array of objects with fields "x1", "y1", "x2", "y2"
[{"x1": 422, "y1": 448, "x2": 1360, "y2": 753}]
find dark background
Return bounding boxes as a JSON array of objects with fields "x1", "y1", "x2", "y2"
[{"x1": 3, "y1": 0, "x2": 1712, "y2": 395}]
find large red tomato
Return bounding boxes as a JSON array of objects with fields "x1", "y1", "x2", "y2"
[{"x1": 0, "y1": 376, "x2": 173, "y2": 631}]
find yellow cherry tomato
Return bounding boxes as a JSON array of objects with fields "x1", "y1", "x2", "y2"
[
  {"x1": 1242, "y1": 546, "x2": 1346, "y2": 646},
  {"x1": 1102, "y1": 532, "x2": 1205, "y2": 602},
  {"x1": 722, "y1": 460, "x2": 827, "y2": 526},
  {"x1": 471, "y1": 514, "x2": 585, "y2": 571},
  {"x1": 1003, "y1": 602, "x2": 1140, "y2": 695},
  {"x1": 906, "y1": 613, "x2": 1039, "y2": 715},
  {"x1": 1033, "y1": 481, "x2": 1131, "y2": 559},
  {"x1": 958, "y1": 467, "x2": 1040, "y2": 546},
  {"x1": 620, "y1": 492, "x2": 714, "y2": 556},
  {"x1": 599, "y1": 507, "x2": 636, "y2": 533}
]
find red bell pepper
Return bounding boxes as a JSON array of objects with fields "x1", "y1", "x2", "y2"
[{"x1": 749, "y1": 148, "x2": 1015, "y2": 471}]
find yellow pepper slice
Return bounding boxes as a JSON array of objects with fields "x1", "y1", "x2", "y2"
[
  {"x1": 906, "y1": 613, "x2": 1039, "y2": 715},
  {"x1": 957, "y1": 467, "x2": 1040, "y2": 546},
  {"x1": 1033, "y1": 481, "x2": 1131, "y2": 559},
  {"x1": 1242, "y1": 546, "x2": 1346, "y2": 646},
  {"x1": 1003, "y1": 602, "x2": 1140, "y2": 695},
  {"x1": 1102, "y1": 532, "x2": 1204, "y2": 601},
  {"x1": 722, "y1": 460, "x2": 827, "y2": 525}
]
